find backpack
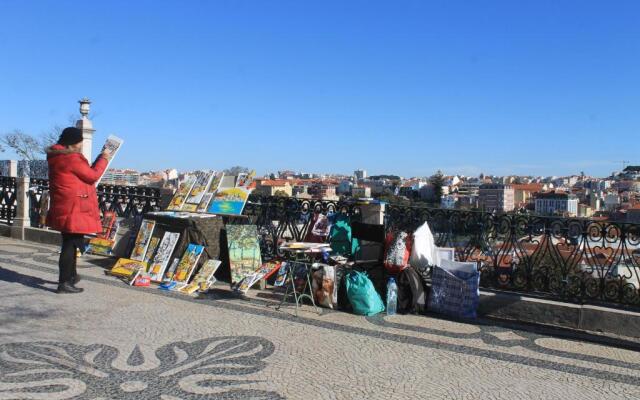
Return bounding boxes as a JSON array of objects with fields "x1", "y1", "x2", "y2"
[{"x1": 396, "y1": 266, "x2": 427, "y2": 314}]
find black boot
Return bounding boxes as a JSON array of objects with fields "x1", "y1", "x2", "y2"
[
  {"x1": 72, "y1": 274, "x2": 81, "y2": 285},
  {"x1": 56, "y1": 282, "x2": 84, "y2": 294}
]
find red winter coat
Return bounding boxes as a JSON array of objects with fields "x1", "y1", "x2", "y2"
[{"x1": 46, "y1": 145, "x2": 108, "y2": 234}]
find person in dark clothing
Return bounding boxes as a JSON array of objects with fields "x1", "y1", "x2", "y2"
[{"x1": 46, "y1": 127, "x2": 112, "y2": 294}]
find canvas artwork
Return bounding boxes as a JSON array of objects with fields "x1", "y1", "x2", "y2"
[
  {"x1": 163, "y1": 258, "x2": 180, "y2": 281},
  {"x1": 196, "y1": 171, "x2": 224, "y2": 213},
  {"x1": 173, "y1": 244, "x2": 205, "y2": 283},
  {"x1": 110, "y1": 258, "x2": 147, "y2": 278},
  {"x1": 143, "y1": 237, "x2": 160, "y2": 267},
  {"x1": 226, "y1": 225, "x2": 262, "y2": 285},
  {"x1": 130, "y1": 220, "x2": 156, "y2": 261},
  {"x1": 176, "y1": 259, "x2": 221, "y2": 294},
  {"x1": 97, "y1": 135, "x2": 124, "y2": 185},
  {"x1": 148, "y1": 232, "x2": 180, "y2": 282},
  {"x1": 182, "y1": 171, "x2": 215, "y2": 212},
  {"x1": 235, "y1": 171, "x2": 255, "y2": 189},
  {"x1": 86, "y1": 237, "x2": 116, "y2": 257},
  {"x1": 274, "y1": 262, "x2": 289, "y2": 287},
  {"x1": 167, "y1": 174, "x2": 197, "y2": 211},
  {"x1": 235, "y1": 260, "x2": 282, "y2": 293},
  {"x1": 207, "y1": 187, "x2": 251, "y2": 216},
  {"x1": 100, "y1": 211, "x2": 118, "y2": 239}
]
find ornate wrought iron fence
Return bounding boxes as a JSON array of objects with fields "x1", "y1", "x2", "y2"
[
  {"x1": 244, "y1": 194, "x2": 361, "y2": 259},
  {"x1": 0, "y1": 176, "x2": 17, "y2": 225},
  {"x1": 26, "y1": 180, "x2": 162, "y2": 226},
  {"x1": 386, "y1": 204, "x2": 640, "y2": 308}
]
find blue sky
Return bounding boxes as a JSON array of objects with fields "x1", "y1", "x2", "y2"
[{"x1": 0, "y1": 0, "x2": 638, "y2": 178}]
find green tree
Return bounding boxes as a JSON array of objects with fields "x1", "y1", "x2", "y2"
[
  {"x1": 430, "y1": 170, "x2": 445, "y2": 205},
  {"x1": 273, "y1": 190, "x2": 289, "y2": 197}
]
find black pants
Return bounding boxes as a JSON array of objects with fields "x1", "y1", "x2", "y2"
[{"x1": 59, "y1": 233, "x2": 85, "y2": 285}]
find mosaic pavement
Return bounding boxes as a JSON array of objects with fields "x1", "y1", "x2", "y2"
[{"x1": 0, "y1": 236, "x2": 639, "y2": 399}]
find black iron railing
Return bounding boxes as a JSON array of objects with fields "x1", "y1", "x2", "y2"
[
  {"x1": 25, "y1": 179, "x2": 162, "y2": 227},
  {"x1": 244, "y1": 194, "x2": 361, "y2": 259},
  {"x1": 385, "y1": 204, "x2": 640, "y2": 308},
  {"x1": 0, "y1": 176, "x2": 17, "y2": 225},
  {"x1": 7, "y1": 179, "x2": 640, "y2": 309}
]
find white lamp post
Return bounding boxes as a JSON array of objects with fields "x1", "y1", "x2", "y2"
[{"x1": 75, "y1": 97, "x2": 95, "y2": 161}]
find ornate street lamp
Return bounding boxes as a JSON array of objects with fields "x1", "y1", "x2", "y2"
[{"x1": 78, "y1": 97, "x2": 91, "y2": 118}]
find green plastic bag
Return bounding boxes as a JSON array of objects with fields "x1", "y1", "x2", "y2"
[
  {"x1": 329, "y1": 213, "x2": 360, "y2": 257},
  {"x1": 345, "y1": 271, "x2": 385, "y2": 316}
]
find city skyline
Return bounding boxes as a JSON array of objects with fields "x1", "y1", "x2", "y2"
[{"x1": 1, "y1": 1, "x2": 639, "y2": 177}]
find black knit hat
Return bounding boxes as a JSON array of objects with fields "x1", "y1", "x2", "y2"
[{"x1": 58, "y1": 127, "x2": 83, "y2": 146}]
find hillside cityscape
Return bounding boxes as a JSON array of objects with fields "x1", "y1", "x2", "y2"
[{"x1": 93, "y1": 165, "x2": 640, "y2": 223}]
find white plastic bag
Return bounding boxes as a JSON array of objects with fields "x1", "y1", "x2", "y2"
[{"x1": 410, "y1": 221, "x2": 439, "y2": 269}]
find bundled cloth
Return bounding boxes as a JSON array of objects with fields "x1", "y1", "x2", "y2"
[{"x1": 410, "y1": 221, "x2": 440, "y2": 270}]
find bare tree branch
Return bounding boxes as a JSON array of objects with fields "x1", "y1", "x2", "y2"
[{"x1": 0, "y1": 130, "x2": 42, "y2": 160}]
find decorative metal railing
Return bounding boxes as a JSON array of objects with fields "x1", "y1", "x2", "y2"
[
  {"x1": 385, "y1": 204, "x2": 640, "y2": 308},
  {"x1": 0, "y1": 177, "x2": 17, "y2": 225},
  {"x1": 6, "y1": 178, "x2": 640, "y2": 309},
  {"x1": 24, "y1": 179, "x2": 162, "y2": 227},
  {"x1": 244, "y1": 194, "x2": 361, "y2": 259}
]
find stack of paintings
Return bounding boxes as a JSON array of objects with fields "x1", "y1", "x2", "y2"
[
  {"x1": 164, "y1": 170, "x2": 254, "y2": 216},
  {"x1": 182, "y1": 171, "x2": 215, "y2": 212},
  {"x1": 178, "y1": 259, "x2": 222, "y2": 294},
  {"x1": 86, "y1": 211, "x2": 120, "y2": 256}
]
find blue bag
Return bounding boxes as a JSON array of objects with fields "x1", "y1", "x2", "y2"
[
  {"x1": 428, "y1": 260, "x2": 480, "y2": 319},
  {"x1": 345, "y1": 271, "x2": 385, "y2": 316}
]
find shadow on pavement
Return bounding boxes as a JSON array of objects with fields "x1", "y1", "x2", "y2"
[{"x1": 0, "y1": 266, "x2": 58, "y2": 293}]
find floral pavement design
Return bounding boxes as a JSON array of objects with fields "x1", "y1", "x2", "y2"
[{"x1": 0, "y1": 336, "x2": 284, "y2": 399}]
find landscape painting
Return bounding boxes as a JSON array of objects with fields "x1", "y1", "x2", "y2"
[
  {"x1": 207, "y1": 187, "x2": 250, "y2": 216},
  {"x1": 148, "y1": 232, "x2": 180, "y2": 282},
  {"x1": 226, "y1": 224, "x2": 262, "y2": 285},
  {"x1": 130, "y1": 220, "x2": 156, "y2": 261}
]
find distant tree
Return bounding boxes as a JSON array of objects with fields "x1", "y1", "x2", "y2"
[
  {"x1": 273, "y1": 190, "x2": 289, "y2": 197},
  {"x1": 0, "y1": 130, "x2": 42, "y2": 160},
  {"x1": 430, "y1": 170, "x2": 445, "y2": 205}
]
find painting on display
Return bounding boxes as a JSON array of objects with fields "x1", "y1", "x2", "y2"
[
  {"x1": 207, "y1": 187, "x2": 251, "y2": 216},
  {"x1": 173, "y1": 244, "x2": 205, "y2": 283},
  {"x1": 196, "y1": 171, "x2": 224, "y2": 213},
  {"x1": 234, "y1": 261, "x2": 281, "y2": 294},
  {"x1": 182, "y1": 171, "x2": 215, "y2": 212},
  {"x1": 148, "y1": 232, "x2": 181, "y2": 282},
  {"x1": 130, "y1": 220, "x2": 156, "y2": 261},
  {"x1": 110, "y1": 258, "x2": 147, "y2": 278},
  {"x1": 167, "y1": 174, "x2": 197, "y2": 211},
  {"x1": 235, "y1": 171, "x2": 255, "y2": 189},
  {"x1": 143, "y1": 237, "x2": 160, "y2": 266},
  {"x1": 163, "y1": 258, "x2": 180, "y2": 282},
  {"x1": 226, "y1": 225, "x2": 262, "y2": 285},
  {"x1": 97, "y1": 135, "x2": 124, "y2": 185},
  {"x1": 179, "y1": 259, "x2": 222, "y2": 294},
  {"x1": 86, "y1": 212, "x2": 120, "y2": 256}
]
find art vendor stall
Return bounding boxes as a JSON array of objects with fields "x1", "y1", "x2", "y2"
[{"x1": 94, "y1": 170, "x2": 481, "y2": 321}]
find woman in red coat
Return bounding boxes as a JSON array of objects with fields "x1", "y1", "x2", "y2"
[{"x1": 47, "y1": 127, "x2": 112, "y2": 294}]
